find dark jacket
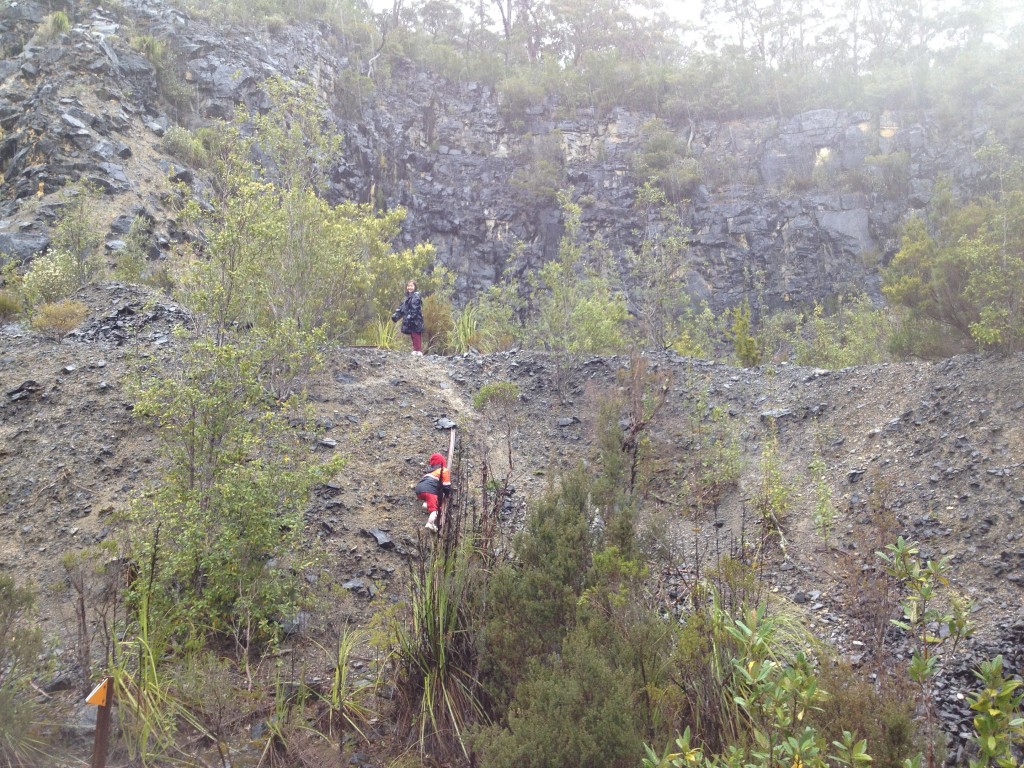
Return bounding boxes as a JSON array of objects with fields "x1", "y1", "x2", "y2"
[
  {"x1": 392, "y1": 291, "x2": 424, "y2": 335},
  {"x1": 415, "y1": 464, "x2": 452, "y2": 497}
]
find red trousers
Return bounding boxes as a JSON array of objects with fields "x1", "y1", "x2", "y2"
[{"x1": 417, "y1": 491, "x2": 439, "y2": 513}]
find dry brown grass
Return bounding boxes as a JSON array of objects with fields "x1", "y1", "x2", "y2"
[{"x1": 31, "y1": 299, "x2": 88, "y2": 340}]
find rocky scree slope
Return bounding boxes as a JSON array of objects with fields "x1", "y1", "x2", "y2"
[
  {"x1": 2, "y1": 283, "x2": 1024, "y2": 759},
  {"x1": 0, "y1": 0, "x2": 1017, "y2": 313}
]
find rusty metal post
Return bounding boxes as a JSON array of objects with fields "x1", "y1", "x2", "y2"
[{"x1": 89, "y1": 676, "x2": 113, "y2": 768}]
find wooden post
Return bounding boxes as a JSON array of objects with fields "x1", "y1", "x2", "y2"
[
  {"x1": 87, "y1": 676, "x2": 113, "y2": 768},
  {"x1": 440, "y1": 427, "x2": 456, "y2": 531}
]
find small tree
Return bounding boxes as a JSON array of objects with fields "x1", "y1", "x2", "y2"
[
  {"x1": 51, "y1": 183, "x2": 105, "y2": 287},
  {"x1": 729, "y1": 298, "x2": 762, "y2": 367},
  {"x1": 175, "y1": 76, "x2": 438, "y2": 344},
  {"x1": 878, "y1": 537, "x2": 973, "y2": 768},
  {"x1": 0, "y1": 576, "x2": 46, "y2": 766},
  {"x1": 526, "y1": 191, "x2": 629, "y2": 395},
  {"x1": 127, "y1": 331, "x2": 343, "y2": 649}
]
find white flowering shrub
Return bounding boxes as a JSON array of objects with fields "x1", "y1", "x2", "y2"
[{"x1": 20, "y1": 249, "x2": 79, "y2": 306}]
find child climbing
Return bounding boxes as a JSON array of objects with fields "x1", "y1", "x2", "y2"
[{"x1": 415, "y1": 452, "x2": 452, "y2": 532}]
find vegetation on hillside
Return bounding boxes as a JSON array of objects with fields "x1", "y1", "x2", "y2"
[{"x1": 4, "y1": 1, "x2": 1024, "y2": 765}]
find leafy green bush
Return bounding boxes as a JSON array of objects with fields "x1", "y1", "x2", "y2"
[
  {"x1": 728, "y1": 298, "x2": 761, "y2": 367},
  {"x1": 880, "y1": 166, "x2": 1024, "y2": 356},
  {"x1": 162, "y1": 126, "x2": 209, "y2": 168},
  {"x1": 20, "y1": 249, "x2": 79, "y2": 305},
  {"x1": 790, "y1": 296, "x2": 892, "y2": 368},
  {"x1": 394, "y1": 543, "x2": 487, "y2": 763},
  {"x1": 477, "y1": 629, "x2": 642, "y2": 768},
  {"x1": 809, "y1": 457, "x2": 838, "y2": 540},
  {"x1": 127, "y1": 333, "x2": 343, "y2": 648},
  {"x1": 422, "y1": 292, "x2": 455, "y2": 353},
  {"x1": 473, "y1": 381, "x2": 520, "y2": 412},
  {"x1": 681, "y1": 399, "x2": 742, "y2": 516},
  {"x1": 527, "y1": 193, "x2": 629, "y2": 359},
  {"x1": 810, "y1": 663, "x2": 920, "y2": 768},
  {"x1": 450, "y1": 303, "x2": 481, "y2": 354},
  {"x1": 966, "y1": 655, "x2": 1024, "y2": 767},
  {"x1": 39, "y1": 10, "x2": 71, "y2": 40},
  {"x1": 50, "y1": 183, "x2": 104, "y2": 287},
  {"x1": 863, "y1": 151, "x2": 911, "y2": 200},
  {"x1": 467, "y1": 283, "x2": 522, "y2": 352},
  {"x1": 754, "y1": 425, "x2": 790, "y2": 543},
  {"x1": 629, "y1": 185, "x2": 713, "y2": 352},
  {"x1": 0, "y1": 288, "x2": 21, "y2": 321},
  {"x1": 497, "y1": 71, "x2": 548, "y2": 126},
  {"x1": 0, "y1": 576, "x2": 47, "y2": 766},
  {"x1": 131, "y1": 34, "x2": 191, "y2": 113},
  {"x1": 479, "y1": 464, "x2": 596, "y2": 710},
  {"x1": 332, "y1": 68, "x2": 376, "y2": 121},
  {"x1": 633, "y1": 119, "x2": 700, "y2": 203},
  {"x1": 176, "y1": 77, "x2": 438, "y2": 341},
  {"x1": 510, "y1": 134, "x2": 565, "y2": 205},
  {"x1": 113, "y1": 216, "x2": 152, "y2": 284}
]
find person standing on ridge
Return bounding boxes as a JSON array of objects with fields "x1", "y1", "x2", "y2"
[
  {"x1": 415, "y1": 452, "x2": 452, "y2": 532},
  {"x1": 391, "y1": 279, "x2": 424, "y2": 355}
]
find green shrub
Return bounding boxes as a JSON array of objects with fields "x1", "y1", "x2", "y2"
[
  {"x1": 472, "y1": 381, "x2": 518, "y2": 412},
  {"x1": 50, "y1": 183, "x2": 104, "y2": 288},
  {"x1": 126, "y1": 333, "x2": 344, "y2": 648},
  {"x1": 790, "y1": 296, "x2": 892, "y2": 368},
  {"x1": 810, "y1": 663, "x2": 920, "y2": 768},
  {"x1": 365, "y1": 315, "x2": 398, "y2": 349},
  {"x1": 394, "y1": 543, "x2": 487, "y2": 763},
  {"x1": 332, "y1": 68, "x2": 376, "y2": 121},
  {"x1": 450, "y1": 303, "x2": 481, "y2": 354},
  {"x1": 162, "y1": 126, "x2": 209, "y2": 168},
  {"x1": 113, "y1": 216, "x2": 152, "y2": 284},
  {"x1": 0, "y1": 288, "x2": 21, "y2": 321},
  {"x1": 265, "y1": 14, "x2": 286, "y2": 34},
  {"x1": 633, "y1": 119, "x2": 700, "y2": 203},
  {"x1": 510, "y1": 134, "x2": 565, "y2": 205},
  {"x1": 422, "y1": 293, "x2": 455, "y2": 353},
  {"x1": 0, "y1": 576, "x2": 47, "y2": 766},
  {"x1": 479, "y1": 464, "x2": 596, "y2": 710},
  {"x1": 809, "y1": 457, "x2": 838, "y2": 541},
  {"x1": 864, "y1": 151, "x2": 911, "y2": 199},
  {"x1": 20, "y1": 249, "x2": 79, "y2": 305},
  {"x1": 682, "y1": 401, "x2": 742, "y2": 516},
  {"x1": 132, "y1": 34, "x2": 191, "y2": 113},
  {"x1": 144, "y1": 264, "x2": 177, "y2": 296},
  {"x1": 497, "y1": 72, "x2": 548, "y2": 125},
  {"x1": 476, "y1": 630, "x2": 642, "y2": 768},
  {"x1": 527, "y1": 193, "x2": 629, "y2": 361},
  {"x1": 728, "y1": 298, "x2": 762, "y2": 367},
  {"x1": 469, "y1": 283, "x2": 522, "y2": 352},
  {"x1": 966, "y1": 655, "x2": 1024, "y2": 767},
  {"x1": 131, "y1": 34, "x2": 165, "y2": 61},
  {"x1": 754, "y1": 425, "x2": 790, "y2": 542},
  {"x1": 39, "y1": 10, "x2": 71, "y2": 40},
  {"x1": 175, "y1": 77, "x2": 439, "y2": 341}
]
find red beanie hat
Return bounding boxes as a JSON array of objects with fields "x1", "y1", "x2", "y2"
[{"x1": 429, "y1": 453, "x2": 446, "y2": 467}]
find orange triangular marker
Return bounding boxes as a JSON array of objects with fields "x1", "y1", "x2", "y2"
[{"x1": 86, "y1": 678, "x2": 109, "y2": 707}]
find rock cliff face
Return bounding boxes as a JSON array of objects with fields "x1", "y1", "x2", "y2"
[{"x1": 0, "y1": 0, "x2": 1001, "y2": 312}]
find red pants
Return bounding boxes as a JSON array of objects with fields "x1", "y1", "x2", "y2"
[
  {"x1": 410, "y1": 332, "x2": 422, "y2": 352},
  {"x1": 417, "y1": 491, "x2": 439, "y2": 512}
]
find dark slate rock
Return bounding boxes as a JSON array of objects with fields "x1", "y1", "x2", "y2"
[
  {"x1": 366, "y1": 528, "x2": 395, "y2": 549},
  {"x1": 0, "y1": 232, "x2": 49, "y2": 264}
]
